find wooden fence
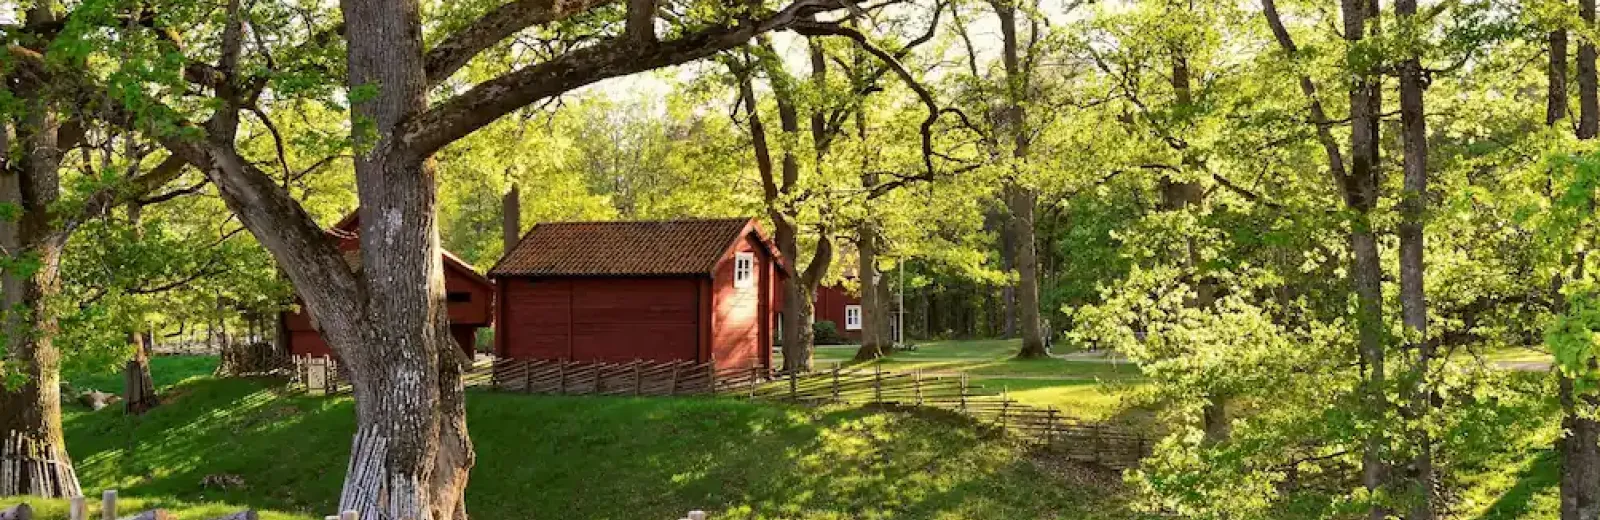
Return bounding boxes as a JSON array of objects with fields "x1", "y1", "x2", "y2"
[
  {"x1": 0, "y1": 432, "x2": 81, "y2": 499},
  {"x1": 0, "y1": 489, "x2": 259, "y2": 520},
  {"x1": 288, "y1": 356, "x2": 1152, "y2": 469}
]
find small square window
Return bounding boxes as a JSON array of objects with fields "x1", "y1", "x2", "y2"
[
  {"x1": 845, "y1": 305, "x2": 862, "y2": 330},
  {"x1": 734, "y1": 252, "x2": 755, "y2": 288}
]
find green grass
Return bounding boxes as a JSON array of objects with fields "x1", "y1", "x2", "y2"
[
  {"x1": 64, "y1": 355, "x2": 221, "y2": 394},
  {"x1": 969, "y1": 378, "x2": 1144, "y2": 423},
  {"x1": 15, "y1": 361, "x2": 1136, "y2": 519}
]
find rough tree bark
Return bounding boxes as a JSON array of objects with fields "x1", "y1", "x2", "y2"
[
  {"x1": 992, "y1": 0, "x2": 1047, "y2": 359},
  {"x1": 0, "y1": 7, "x2": 81, "y2": 496},
  {"x1": 123, "y1": 203, "x2": 160, "y2": 415},
  {"x1": 1561, "y1": 0, "x2": 1600, "y2": 515},
  {"x1": 854, "y1": 110, "x2": 890, "y2": 360},
  {"x1": 1395, "y1": 0, "x2": 1434, "y2": 516},
  {"x1": 503, "y1": 183, "x2": 521, "y2": 252},
  {"x1": 333, "y1": 0, "x2": 474, "y2": 517}
]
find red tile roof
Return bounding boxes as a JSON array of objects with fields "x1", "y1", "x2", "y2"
[{"x1": 490, "y1": 218, "x2": 762, "y2": 277}]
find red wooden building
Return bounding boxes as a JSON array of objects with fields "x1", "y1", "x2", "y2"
[
  {"x1": 281, "y1": 214, "x2": 495, "y2": 358},
  {"x1": 490, "y1": 218, "x2": 784, "y2": 369},
  {"x1": 813, "y1": 283, "x2": 864, "y2": 341}
]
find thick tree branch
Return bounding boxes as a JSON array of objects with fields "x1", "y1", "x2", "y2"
[
  {"x1": 403, "y1": 0, "x2": 857, "y2": 156},
  {"x1": 423, "y1": 0, "x2": 621, "y2": 85}
]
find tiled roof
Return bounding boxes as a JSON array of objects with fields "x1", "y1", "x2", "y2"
[{"x1": 490, "y1": 218, "x2": 758, "y2": 277}]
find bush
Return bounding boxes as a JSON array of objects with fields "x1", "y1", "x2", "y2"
[{"x1": 814, "y1": 320, "x2": 850, "y2": 345}]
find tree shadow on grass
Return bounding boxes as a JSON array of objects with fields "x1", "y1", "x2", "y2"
[
  {"x1": 468, "y1": 393, "x2": 1131, "y2": 519},
  {"x1": 61, "y1": 379, "x2": 1129, "y2": 519},
  {"x1": 1476, "y1": 448, "x2": 1559, "y2": 520}
]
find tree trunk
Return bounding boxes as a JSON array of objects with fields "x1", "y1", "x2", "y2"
[
  {"x1": 0, "y1": 77, "x2": 81, "y2": 497},
  {"x1": 1562, "y1": 2, "x2": 1600, "y2": 515},
  {"x1": 782, "y1": 279, "x2": 819, "y2": 371},
  {"x1": 123, "y1": 204, "x2": 159, "y2": 415},
  {"x1": 992, "y1": 0, "x2": 1046, "y2": 359},
  {"x1": 502, "y1": 183, "x2": 521, "y2": 253},
  {"x1": 854, "y1": 223, "x2": 888, "y2": 360},
  {"x1": 1163, "y1": 49, "x2": 1227, "y2": 442},
  {"x1": 1338, "y1": 0, "x2": 1390, "y2": 516},
  {"x1": 332, "y1": 0, "x2": 474, "y2": 517},
  {"x1": 1395, "y1": 0, "x2": 1434, "y2": 515}
]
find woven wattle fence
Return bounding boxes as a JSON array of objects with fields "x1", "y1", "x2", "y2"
[{"x1": 288, "y1": 356, "x2": 1152, "y2": 469}]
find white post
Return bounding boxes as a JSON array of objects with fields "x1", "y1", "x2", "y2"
[
  {"x1": 70, "y1": 495, "x2": 86, "y2": 520},
  {"x1": 340, "y1": 511, "x2": 359, "y2": 520},
  {"x1": 101, "y1": 490, "x2": 116, "y2": 520},
  {"x1": 688, "y1": 511, "x2": 707, "y2": 520}
]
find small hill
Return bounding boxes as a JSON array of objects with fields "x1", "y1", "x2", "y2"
[{"x1": 24, "y1": 359, "x2": 1135, "y2": 519}]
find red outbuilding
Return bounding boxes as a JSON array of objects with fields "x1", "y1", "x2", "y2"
[
  {"x1": 813, "y1": 283, "x2": 864, "y2": 341},
  {"x1": 280, "y1": 213, "x2": 495, "y2": 358},
  {"x1": 490, "y1": 218, "x2": 784, "y2": 370}
]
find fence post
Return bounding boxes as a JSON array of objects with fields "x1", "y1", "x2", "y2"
[
  {"x1": 959, "y1": 373, "x2": 968, "y2": 413},
  {"x1": 669, "y1": 363, "x2": 680, "y2": 396},
  {"x1": 708, "y1": 359, "x2": 718, "y2": 395},
  {"x1": 70, "y1": 495, "x2": 86, "y2": 520},
  {"x1": 558, "y1": 359, "x2": 567, "y2": 394},
  {"x1": 522, "y1": 360, "x2": 534, "y2": 394},
  {"x1": 831, "y1": 363, "x2": 840, "y2": 403},
  {"x1": 1046, "y1": 407, "x2": 1059, "y2": 448},
  {"x1": 873, "y1": 364, "x2": 882, "y2": 405},
  {"x1": 340, "y1": 510, "x2": 359, "y2": 520},
  {"x1": 914, "y1": 369, "x2": 923, "y2": 406},
  {"x1": 634, "y1": 360, "x2": 643, "y2": 396},
  {"x1": 687, "y1": 511, "x2": 706, "y2": 520},
  {"x1": 1092, "y1": 424, "x2": 1103, "y2": 464},
  {"x1": 1000, "y1": 392, "x2": 1009, "y2": 430},
  {"x1": 101, "y1": 490, "x2": 116, "y2": 520}
]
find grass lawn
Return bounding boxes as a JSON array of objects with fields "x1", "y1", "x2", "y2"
[
  {"x1": 16, "y1": 356, "x2": 1137, "y2": 519},
  {"x1": 783, "y1": 339, "x2": 1152, "y2": 425}
]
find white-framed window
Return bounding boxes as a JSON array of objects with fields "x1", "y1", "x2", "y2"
[
  {"x1": 845, "y1": 305, "x2": 862, "y2": 330},
  {"x1": 734, "y1": 252, "x2": 755, "y2": 288}
]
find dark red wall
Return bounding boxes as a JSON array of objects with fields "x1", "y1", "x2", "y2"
[
  {"x1": 497, "y1": 277, "x2": 701, "y2": 363},
  {"x1": 813, "y1": 284, "x2": 862, "y2": 341},
  {"x1": 494, "y1": 228, "x2": 777, "y2": 370},
  {"x1": 710, "y1": 233, "x2": 774, "y2": 370}
]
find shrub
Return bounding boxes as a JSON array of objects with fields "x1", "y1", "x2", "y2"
[{"x1": 813, "y1": 320, "x2": 850, "y2": 345}]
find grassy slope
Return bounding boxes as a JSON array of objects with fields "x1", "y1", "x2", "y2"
[
  {"x1": 809, "y1": 340, "x2": 1147, "y2": 421},
  {"x1": 25, "y1": 357, "x2": 1134, "y2": 519}
]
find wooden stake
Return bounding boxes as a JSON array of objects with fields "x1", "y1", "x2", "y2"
[
  {"x1": 71, "y1": 495, "x2": 86, "y2": 520},
  {"x1": 101, "y1": 490, "x2": 117, "y2": 520}
]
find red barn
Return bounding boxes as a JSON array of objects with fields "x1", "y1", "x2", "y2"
[
  {"x1": 490, "y1": 218, "x2": 783, "y2": 370},
  {"x1": 813, "y1": 283, "x2": 864, "y2": 341},
  {"x1": 281, "y1": 213, "x2": 495, "y2": 358}
]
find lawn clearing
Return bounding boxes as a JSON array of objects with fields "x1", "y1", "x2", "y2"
[{"x1": 34, "y1": 358, "x2": 1138, "y2": 519}]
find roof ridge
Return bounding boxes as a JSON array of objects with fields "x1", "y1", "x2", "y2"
[{"x1": 490, "y1": 217, "x2": 765, "y2": 277}]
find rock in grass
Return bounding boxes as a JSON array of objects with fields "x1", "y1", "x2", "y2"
[
  {"x1": 0, "y1": 503, "x2": 33, "y2": 520},
  {"x1": 204, "y1": 512, "x2": 258, "y2": 520},
  {"x1": 116, "y1": 510, "x2": 176, "y2": 520}
]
